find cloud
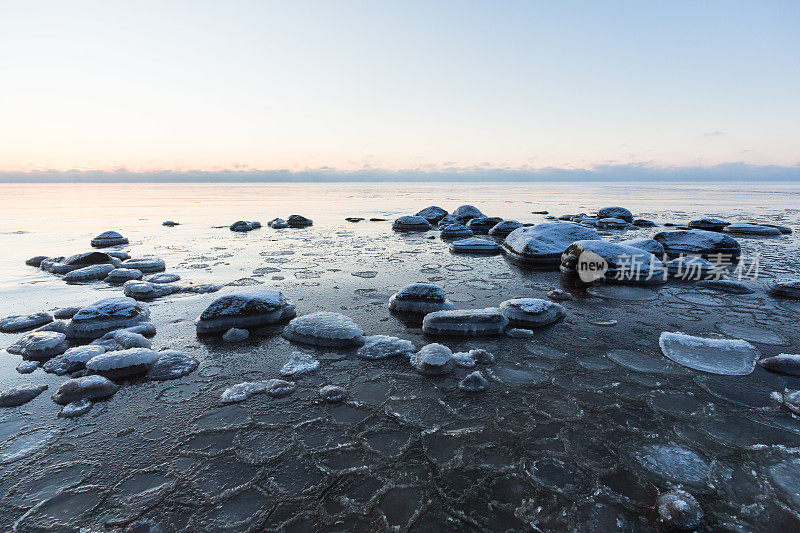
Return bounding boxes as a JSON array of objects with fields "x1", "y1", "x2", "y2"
[{"x1": 0, "y1": 162, "x2": 797, "y2": 183}]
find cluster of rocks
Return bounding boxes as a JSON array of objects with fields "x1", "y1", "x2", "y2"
[
  {"x1": 1, "y1": 296, "x2": 198, "y2": 417},
  {"x1": 231, "y1": 215, "x2": 313, "y2": 232}
]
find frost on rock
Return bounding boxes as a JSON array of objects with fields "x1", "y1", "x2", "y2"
[
  {"x1": 287, "y1": 214, "x2": 313, "y2": 227},
  {"x1": 220, "y1": 379, "x2": 296, "y2": 403},
  {"x1": 452, "y1": 351, "x2": 476, "y2": 367},
  {"x1": 121, "y1": 257, "x2": 166, "y2": 273},
  {"x1": 111, "y1": 329, "x2": 152, "y2": 349},
  {"x1": 411, "y1": 343, "x2": 455, "y2": 375},
  {"x1": 618, "y1": 238, "x2": 665, "y2": 256},
  {"x1": 91, "y1": 230, "x2": 129, "y2": 247},
  {"x1": 488, "y1": 219, "x2": 523, "y2": 237},
  {"x1": 123, "y1": 280, "x2": 181, "y2": 300},
  {"x1": 230, "y1": 220, "x2": 261, "y2": 232},
  {"x1": 561, "y1": 240, "x2": 667, "y2": 284},
  {"x1": 666, "y1": 256, "x2": 719, "y2": 280},
  {"x1": 439, "y1": 223, "x2": 473, "y2": 240},
  {"x1": 16, "y1": 361, "x2": 39, "y2": 374},
  {"x1": 389, "y1": 283, "x2": 454, "y2": 315},
  {"x1": 392, "y1": 215, "x2": 432, "y2": 231},
  {"x1": 637, "y1": 444, "x2": 710, "y2": 489},
  {"x1": 86, "y1": 347, "x2": 160, "y2": 378},
  {"x1": 195, "y1": 289, "x2": 293, "y2": 333},
  {"x1": 466, "y1": 216, "x2": 504, "y2": 234},
  {"x1": 0, "y1": 312, "x2": 53, "y2": 332},
  {"x1": 503, "y1": 222, "x2": 601, "y2": 268},
  {"x1": 44, "y1": 345, "x2": 106, "y2": 375},
  {"x1": 499, "y1": 298, "x2": 565, "y2": 327},
  {"x1": 51, "y1": 375, "x2": 120, "y2": 404},
  {"x1": 597, "y1": 206, "x2": 633, "y2": 223},
  {"x1": 41, "y1": 252, "x2": 119, "y2": 274},
  {"x1": 53, "y1": 307, "x2": 81, "y2": 319},
  {"x1": 657, "y1": 490, "x2": 703, "y2": 531},
  {"x1": 658, "y1": 332, "x2": 759, "y2": 375},
  {"x1": 723, "y1": 222, "x2": 781, "y2": 236},
  {"x1": 319, "y1": 385, "x2": 348, "y2": 403},
  {"x1": 268, "y1": 218, "x2": 289, "y2": 229},
  {"x1": 768, "y1": 278, "x2": 800, "y2": 299},
  {"x1": 459, "y1": 371, "x2": 489, "y2": 392},
  {"x1": 147, "y1": 350, "x2": 199, "y2": 380},
  {"x1": 18, "y1": 331, "x2": 70, "y2": 361},
  {"x1": 282, "y1": 312, "x2": 365, "y2": 347},
  {"x1": 469, "y1": 348, "x2": 495, "y2": 364},
  {"x1": 453, "y1": 205, "x2": 483, "y2": 221},
  {"x1": 65, "y1": 297, "x2": 150, "y2": 339},
  {"x1": 597, "y1": 217, "x2": 630, "y2": 229},
  {"x1": 147, "y1": 273, "x2": 181, "y2": 283},
  {"x1": 357, "y1": 335, "x2": 415, "y2": 359},
  {"x1": 58, "y1": 398, "x2": 93, "y2": 418},
  {"x1": 280, "y1": 352, "x2": 321, "y2": 377},
  {"x1": 104, "y1": 268, "x2": 143, "y2": 284},
  {"x1": 653, "y1": 230, "x2": 740, "y2": 260},
  {"x1": 758, "y1": 354, "x2": 800, "y2": 376},
  {"x1": 415, "y1": 205, "x2": 448, "y2": 223},
  {"x1": 63, "y1": 263, "x2": 116, "y2": 282},
  {"x1": 222, "y1": 327, "x2": 249, "y2": 342},
  {"x1": 688, "y1": 218, "x2": 730, "y2": 231},
  {"x1": 449, "y1": 237, "x2": 501, "y2": 254},
  {"x1": 422, "y1": 308, "x2": 508, "y2": 336},
  {"x1": 0, "y1": 384, "x2": 48, "y2": 407},
  {"x1": 437, "y1": 214, "x2": 459, "y2": 228}
]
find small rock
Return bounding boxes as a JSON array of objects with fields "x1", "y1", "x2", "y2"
[
  {"x1": 657, "y1": 490, "x2": 703, "y2": 531},
  {"x1": 0, "y1": 384, "x2": 48, "y2": 407},
  {"x1": 459, "y1": 371, "x2": 489, "y2": 392},
  {"x1": 222, "y1": 327, "x2": 249, "y2": 342},
  {"x1": 319, "y1": 385, "x2": 348, "y2": 403}
]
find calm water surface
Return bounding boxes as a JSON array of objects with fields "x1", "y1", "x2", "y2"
[{"x1": 1, "y1": 182, "x2": 799, "y2": 531}]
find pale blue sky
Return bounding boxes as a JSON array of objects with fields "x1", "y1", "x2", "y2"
[{"x1": 1, "y1": 1, "x2": 798, "y2": 173}]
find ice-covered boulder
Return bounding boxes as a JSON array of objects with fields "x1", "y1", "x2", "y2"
[
  {"x1": 0, "y1": 384, "x2": 48, "y2": 408},
  {"x1": 488, "y1": 219, "x2": 523, "y2": 237},
  {"x1": 652, "y1": 230, "x2": 740, "y2": 259},
  {"x1": 147, "y1": 273, "x2": 180, "y2": 284},
  {"x1": 282, "y1": 312, "x2": 365, "y2": 347},
  {"x1": 439, "y1": 223, "x2": 473, "y2": 240},
  {"x1": 658, "y1": 332, "x2": 759, "y2": 375},
  {"x1": 561, "y1": 240, "x2": 667, "y2": 284},
  {"x1": 104, "y1": 268, "x2": 143, "y2": 284},
  {"x1": 17, "y1": 331, "x2": 69, "y2": 360},
  {"x1": 499, "y1": 298, "x2": 566, "y2": 327},
  {"x1": 123, "y1": 280, "x2": 181, "y2": 300},
  {"x1": 357, "y1": 335, "x2": 415, "y2": 359},
  {"x1": 86, "y1": 347, "x2": 160, "y2": 378},
  {"x1": 597, "y1": 207, "x2": 633, "y2": 223},
  {"x1": 230, "y1": 220, "x2": 260, "y2": 232},
  {"x1": 41, "y1": 252, "x2": 119, "y2": 274},
  {"x1": 392, "y1": 215, "x2": 432, "y2": 231},
  {"x1": 422, "y1": 308, "x2": 508, "y2": 336},
  {"x1": 65, "y1": 297, "x2": 151, "y2": 339},
  {"x1": 597, "y1": 217, "x2": 630, "y2": 229},
  {"x1": 411, "y1": 343, "x2": 455, "y2": 375},
  {"x1": 449, "y1": 237, "x2": 501, "y2": 254},
  {"x1": 147, "y1": 350, "x2": 199, "y2": 380},
  {"x1": 287, "y1": 214, "x2": 313, "y2": 227},
  {"x1": 415, "y1": 206, "x2": 448, "y2": 224},
  {"x1": 768, "y1": 278, "x2": 800, "y2": 299},
  {"x1": 723, "y1": 222, "x2": 781, "y2": 236},
  {"x1": 453, "y1": 205, "x2": 483, "y2": 221},
  {"x1": 91, "y1": 230, "x2": 129, "y2": 248},
  {"x1": 503, "y1": 222, "x2": 601, "y2": 268},
  {"x1": 388, "y1": 283, "x2": 454, "y2": 314},
  {"x1": 268, "y1": 218, "x2": 289, "y2": 229},
  {"x1": 64, "y1": 264, "x2": 116, "y2": 282},
  {"x1": 0, "y1": 312, "x2": 53, "y2": 332},
  {"x1": 437, "y1": 214, "x2": 459, "y2": 228},
  {"x1": 43, "y1": 345, "x2": 106, "y2": 375},
  {"x1": 195, "y1": 289, "x2": 294, "y2": 333},
  {"x1": 466, "y1": 216, "x2": 503, "y2": 234},
  {"x1": 53, "y1": 307, "x2": 81, "y2": 319},
  {"x1": 51, "y1": 375, "x2": 120, "y2": 404},
  {"x1": 121, "y1": 257, "x2": 166, "y2": 273},
  {"x1": 688, "y1": 218, "x2": 729, "y2": 231},
  {"x1": 618, "y1": 238, "x2": 665, "y2": 256}
]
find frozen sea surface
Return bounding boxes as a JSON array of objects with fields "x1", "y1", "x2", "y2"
[{"x1": 0, "y1": 182, "x2": 799, "y2": 531}]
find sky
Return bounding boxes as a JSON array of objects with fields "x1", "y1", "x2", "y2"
[{"x1": 1, "y1": 1, "x2": 798, "y2": 178}]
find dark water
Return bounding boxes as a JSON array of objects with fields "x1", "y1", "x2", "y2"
[{"x1": 1, "y1": 182, "x2": 799, "y2": 531}]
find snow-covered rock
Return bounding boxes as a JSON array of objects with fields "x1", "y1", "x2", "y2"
[
  {"x1": 282, "y1": 312, "x2": 365, "y2": 347},
  {"x1": 499, "y1": 298, "x2": 565, "y2": 327},
  {"x1": 411, "y1": 343, "x2": 455, "y2": 375},
  {"x1": 51, "y1": 375, "x2": 120, "y2": 404},
  {"x1": 561, "y1": 240, "x2": 667, "y2": 284},
  {"x1": 422, "y1": 308, "x2": 508, "y2": 336},
  {"x1": 43, "y1": 345, "x2": 106, "y2": 375},
  {"x1": 230, "y1": 220, "x2": 260, "y2": 232},
  {"x1": 121, "y1": 257, "x2": 166, "y2": 273},
  {"x1": 657, "y1": 490, "x2": 703, "y2": 531},
  {"x1": 723, "y1": 222, "x2": 781, "y2": 236},
  {"x1": 220, "y1": 379, "x2": 296, "y2": 403},
  {"x1": 666, "y1": 256, "x2": 719, "y2": 280},
  {"x1": 357, "y1": 335, "x2": 415, "y2": 359},
  {"x1": 147, "y1": 350, "x2": 199, "y2": 380},
  {"x1": 319, "y1": 385, "x2": 348, "y2": 403},
  {"x1": 64, "y1": 263, "x2": 116, "y2": 282},
  {"x1": 688, "y1": 218, "x2": 730, "y2": 231},
  {"x1": 104, "y1": 268, "x2": 143, "y2": 284},
  {"x1": 287, "y1": 214, "x2": 313, "y2": 227},
  {"x1": 195, "y1": 289, "x2": 294, "y2": 333},
  {"x1": 597, "y1": 206, "x2": 633, "y2": 223},
  {"x1": 503, "y1": 222, "x2": 601, "y2": 268},
  {"x1": 0, "y1": 312, "x2": 53, "y2": 332},
  {"x1": 618, "y1": 238, "x2": 665, "y2": 256},
  {"x1": 758, "y1": 354, "x2": 800, "y2": 376},
  {"x1": 123, "y1": 280, "x2": 181, "y2": 300},
  {"x1": 268, "y1": 217, "x2": 289, "y2": 229},
  {"x1": 66, "y1": 297, "x2": 151, "y2": 339},
  {"x1": 17, "y1": 331, "x2": 70, "y2": 360},
  {"x1": 91, "y1": 230, "x2": 129, "y2": 248},
  {"x1": 42, "y1": 252, "x2": 119, "y2": 274},
  {"x1": 147, "y1": 273, "x2": 180, "y2": 284},
  {"x1": 415, "y1": 206, "x2": 448, "y2": 223},
  {"x1": 459, "y1": 371, "x2": 489, "y2": 391},
  {"x1": 449, "y1": 237, "x2": 501, "y2": 254},
  {"x1": 653, "y1": 230, "x2": 740, "y2": 259},
  {"x1": 488, "y1": 219, "x2": 523, "y2": 237},
  {"x1": 597, "y1": 217, "x2": 630, "y2": 229},
  {"x1": 86, "y1": 347, "x2": 160, "y2": 378},
  {"x1": 392, "y1": 215, "x2": 432, "y2": 231},
  {"x1": 439, "y1": 223, "x2": 473, "y2": 240},
  {"x1": 222, "y1": 327, "x2": 249, "y2": 342},
  {"x1": 388, "y1": 283, "x2": 454, "y2": 314},
  {"x1": 466, "y1": 216, "x2": 503, "y2": 234},
  {"x1": 453, "y1": 205, "x2": 483, "y2": 221},
  {"x1": 0, "y1": 384, "x2": 48, "y2": 407},
  {"x1": 768, "y1": 278, "x2": 800, "y2": 299}
]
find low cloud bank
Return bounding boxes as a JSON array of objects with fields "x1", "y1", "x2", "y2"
[{"x1": 1, "y1": 163, "x2": 798, "y2": 183}]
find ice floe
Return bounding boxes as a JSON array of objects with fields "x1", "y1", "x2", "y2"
[{"x1": 658, "y1": 332, "x2": 759, "y2": 375}]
